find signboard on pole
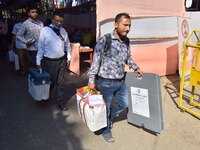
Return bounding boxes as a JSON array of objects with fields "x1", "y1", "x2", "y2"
[{"x1": 178, "y1": 17, "x2": 192, "y2": 77}]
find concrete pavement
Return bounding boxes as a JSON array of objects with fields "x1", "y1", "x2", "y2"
[{"x1": 0, "y1": 56, "x2": 200, "y2": 150}]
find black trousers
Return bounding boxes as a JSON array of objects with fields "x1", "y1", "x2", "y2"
[
  {"x1": 43, "y1": 56, "x2": 66, "y2": 106},
  {"x1": 0, "y1": 34, "x2": 8, "y2": 56}
]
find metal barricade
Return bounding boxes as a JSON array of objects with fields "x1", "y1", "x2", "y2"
[{"x1": 179, "y1": 30, "x2": 200, "y2": 118}]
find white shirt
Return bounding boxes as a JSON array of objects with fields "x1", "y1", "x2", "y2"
[
  {"x1": 12, "y1": 22, "x2": 26, "y2": 49},
  {"x1": 36, "y1": 25, "x2": 71, "y2": 66}
]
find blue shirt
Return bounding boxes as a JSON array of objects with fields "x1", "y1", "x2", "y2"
[
  {"x1": 36, "y1": 24, "x2": 71, "y2": 66},
  {"x1": 12, "y1": 22, "x2": 26, "y2": 49},
  {"x1": 88, "y1": 31, "x2": 138, "y2": 83}
]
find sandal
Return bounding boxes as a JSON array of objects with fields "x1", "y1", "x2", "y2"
[
  {"x1": 103, "y1": 134, "x2": 115, "y2": 143},
  {"x1": 106, "y1": 137, "x2": 115, "y2": 143}
]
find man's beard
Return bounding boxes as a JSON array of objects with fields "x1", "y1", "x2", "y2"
[{"x1": 116, "y1": 30, "x2": 127, "y2": 40}]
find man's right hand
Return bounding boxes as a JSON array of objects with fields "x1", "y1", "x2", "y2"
[
  {"x1": 37, "y1": 65, "x2": 42, "y2": 69},
  {"x1": 88, "y1": 82, "x2": 95, "y2": 90},
  {"x1": 37, "y1": 65, "x2": 42, "y2": 73},
  {"x1": 26, "y1": 40, "x2": 34, "y2": 47}
]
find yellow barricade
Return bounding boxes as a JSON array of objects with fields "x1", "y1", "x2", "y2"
[{"x1": 179, "y1": 30, "x2": 200, "y2": 118}]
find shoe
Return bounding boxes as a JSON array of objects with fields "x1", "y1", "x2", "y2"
[
  {"x1": 94, "y1": 128, "x2": 104, "y2": 135},
  {"x1": 58, "y1": 104, "x2": 68, "y2": 111}
]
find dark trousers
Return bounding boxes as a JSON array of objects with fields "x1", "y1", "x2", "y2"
[
  {"x1": 15, "y1": 48, "x2": 32, "y2": 73},
  {"x1": 43, "y1": 56, "x2": 66, "y2": 106},
  {"x1": 0, "y1": 34, "x2": 8, "y2": 56},
  {"x1": 27, "y1": 51, "x2": 37, "y2": 67}
]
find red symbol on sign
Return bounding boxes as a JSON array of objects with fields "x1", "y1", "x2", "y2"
[{"x1": 181, "y1": 19, "x2": 189, "y2": 38}]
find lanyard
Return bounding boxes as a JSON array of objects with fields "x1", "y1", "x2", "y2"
[{"x1": 48, "y1": 26, "x2": 64, "y2": 41}]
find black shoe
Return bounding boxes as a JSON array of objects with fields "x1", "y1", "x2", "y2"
[
  {"x1": 94, "y1": 128, "x2": 104, "y2": 135},
  {"x1": 58, "y1": 104, "x2": 68, "y2": 111}
]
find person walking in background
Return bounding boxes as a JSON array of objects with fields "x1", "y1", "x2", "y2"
[
  {"x1": 72, "y1": 27, "x2": 81, "y2": 43},
  {"x1": 10, "y1": 15, "x2": 29, "y2": 75},
  {"x1": 81, "y1": 28, "x2": 93, "y2": 47},
  {"x1": 17, "y1": 5, "x2": 43, "y2": 67},
  {"x1": 87, "y1": 13, "x2": 143, "y2": 142},
  {"x1": 36, "y1": 12, "x2": 71, "y2": 111},
  {"x1": 0, "y1": 16, "x2": 8, "y2": 56}
]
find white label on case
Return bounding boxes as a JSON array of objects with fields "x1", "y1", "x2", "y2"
[{"x1": 130, "y1": 87, "x2": 150, "y2": 118}]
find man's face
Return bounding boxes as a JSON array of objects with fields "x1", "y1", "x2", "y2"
[
  {"x1": 115, "y1": 16, "x2": 131, "y2": 37},
  {"x1": 52, "y1": 15, "x2": 64, "y2": 27},
  {"x1": 28, "y1": 9, "x2": 38, "y2": 19}
]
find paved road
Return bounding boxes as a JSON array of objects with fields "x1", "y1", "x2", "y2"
[{"x1": 0, "y1": 56, "x2": 200, "y2": 150}]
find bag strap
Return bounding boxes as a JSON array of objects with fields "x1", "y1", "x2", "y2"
[
  {"x1": 47, "y1": 26, "x2": 67, "y2": 54},
  {"x1": 96, "y1": 33, "x2": 112, "y2": 76},
  {"x1": 104, "y1": 33, "x2": 112, "y2": 53},
  {"x1": 47, "y1": 26, "x2": 64, "y2": 41},
  {"x1": 97, "y1": 33, "x2": 130, "y2": 75},
  {"x1": 103, "y1": 33, "x2": 130, "y2": 52}
]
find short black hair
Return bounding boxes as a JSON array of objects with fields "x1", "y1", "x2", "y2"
[
  {"x1": 115, "y1": 13, "x2": 131, "y2": 23},
  {"x1": 53, "y1": 11, "x2": 64, "y2": 18},
  {"x1": 27, "y1": 5, "x2": 38, "y2": 12}
]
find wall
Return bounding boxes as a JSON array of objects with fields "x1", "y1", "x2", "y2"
[{"x1": 101, "y1": 17, "x2": 179, "y2": 76}]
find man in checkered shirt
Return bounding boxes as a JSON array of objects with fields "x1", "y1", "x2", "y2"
[{"x1": 17, "y1": 5, "x2": 43, "y2": 67}]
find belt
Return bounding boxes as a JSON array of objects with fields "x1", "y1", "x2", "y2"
[
  {"x1": 16, "y1": 48, "x2": 26, "y2": 50},
  {"x1": 97, "y1": 76, "x2": 124, "y2": 82},
  {"x1": 43, "y1": 55, "x2": 66, "y2": 61}
]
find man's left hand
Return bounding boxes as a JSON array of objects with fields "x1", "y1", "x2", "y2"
[{"x1": 135, "y1": 67, "x2": 143, "y2": 79}]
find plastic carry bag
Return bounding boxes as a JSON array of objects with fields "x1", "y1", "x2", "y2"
[
  {"x1": 7, "y1": 49, "x2": 15, "y2": 62},
  {"x1": 13, "y1": 53, "x2": 19, "y2": 70},
  {"x1": 76, "y1": 86, "x2": 107, "y2": 132}
]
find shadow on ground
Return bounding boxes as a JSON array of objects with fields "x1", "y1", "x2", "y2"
[
  {"x1": 164, "y1": 73, "x2": 200, "y2": 119},
  {"x1": 0, "y1": 56, "x2": 90, "y2": 150}
]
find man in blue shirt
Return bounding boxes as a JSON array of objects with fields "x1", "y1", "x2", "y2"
[
  {"x1": 88, "y1": 13, "x2": 143, "y2": 142},
  {"x1": 36, "y1": 12, "x2": 71, "y2": 111},
  {"x1": 11, "y1": 16, "x2": 27, "y2": 75}
]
